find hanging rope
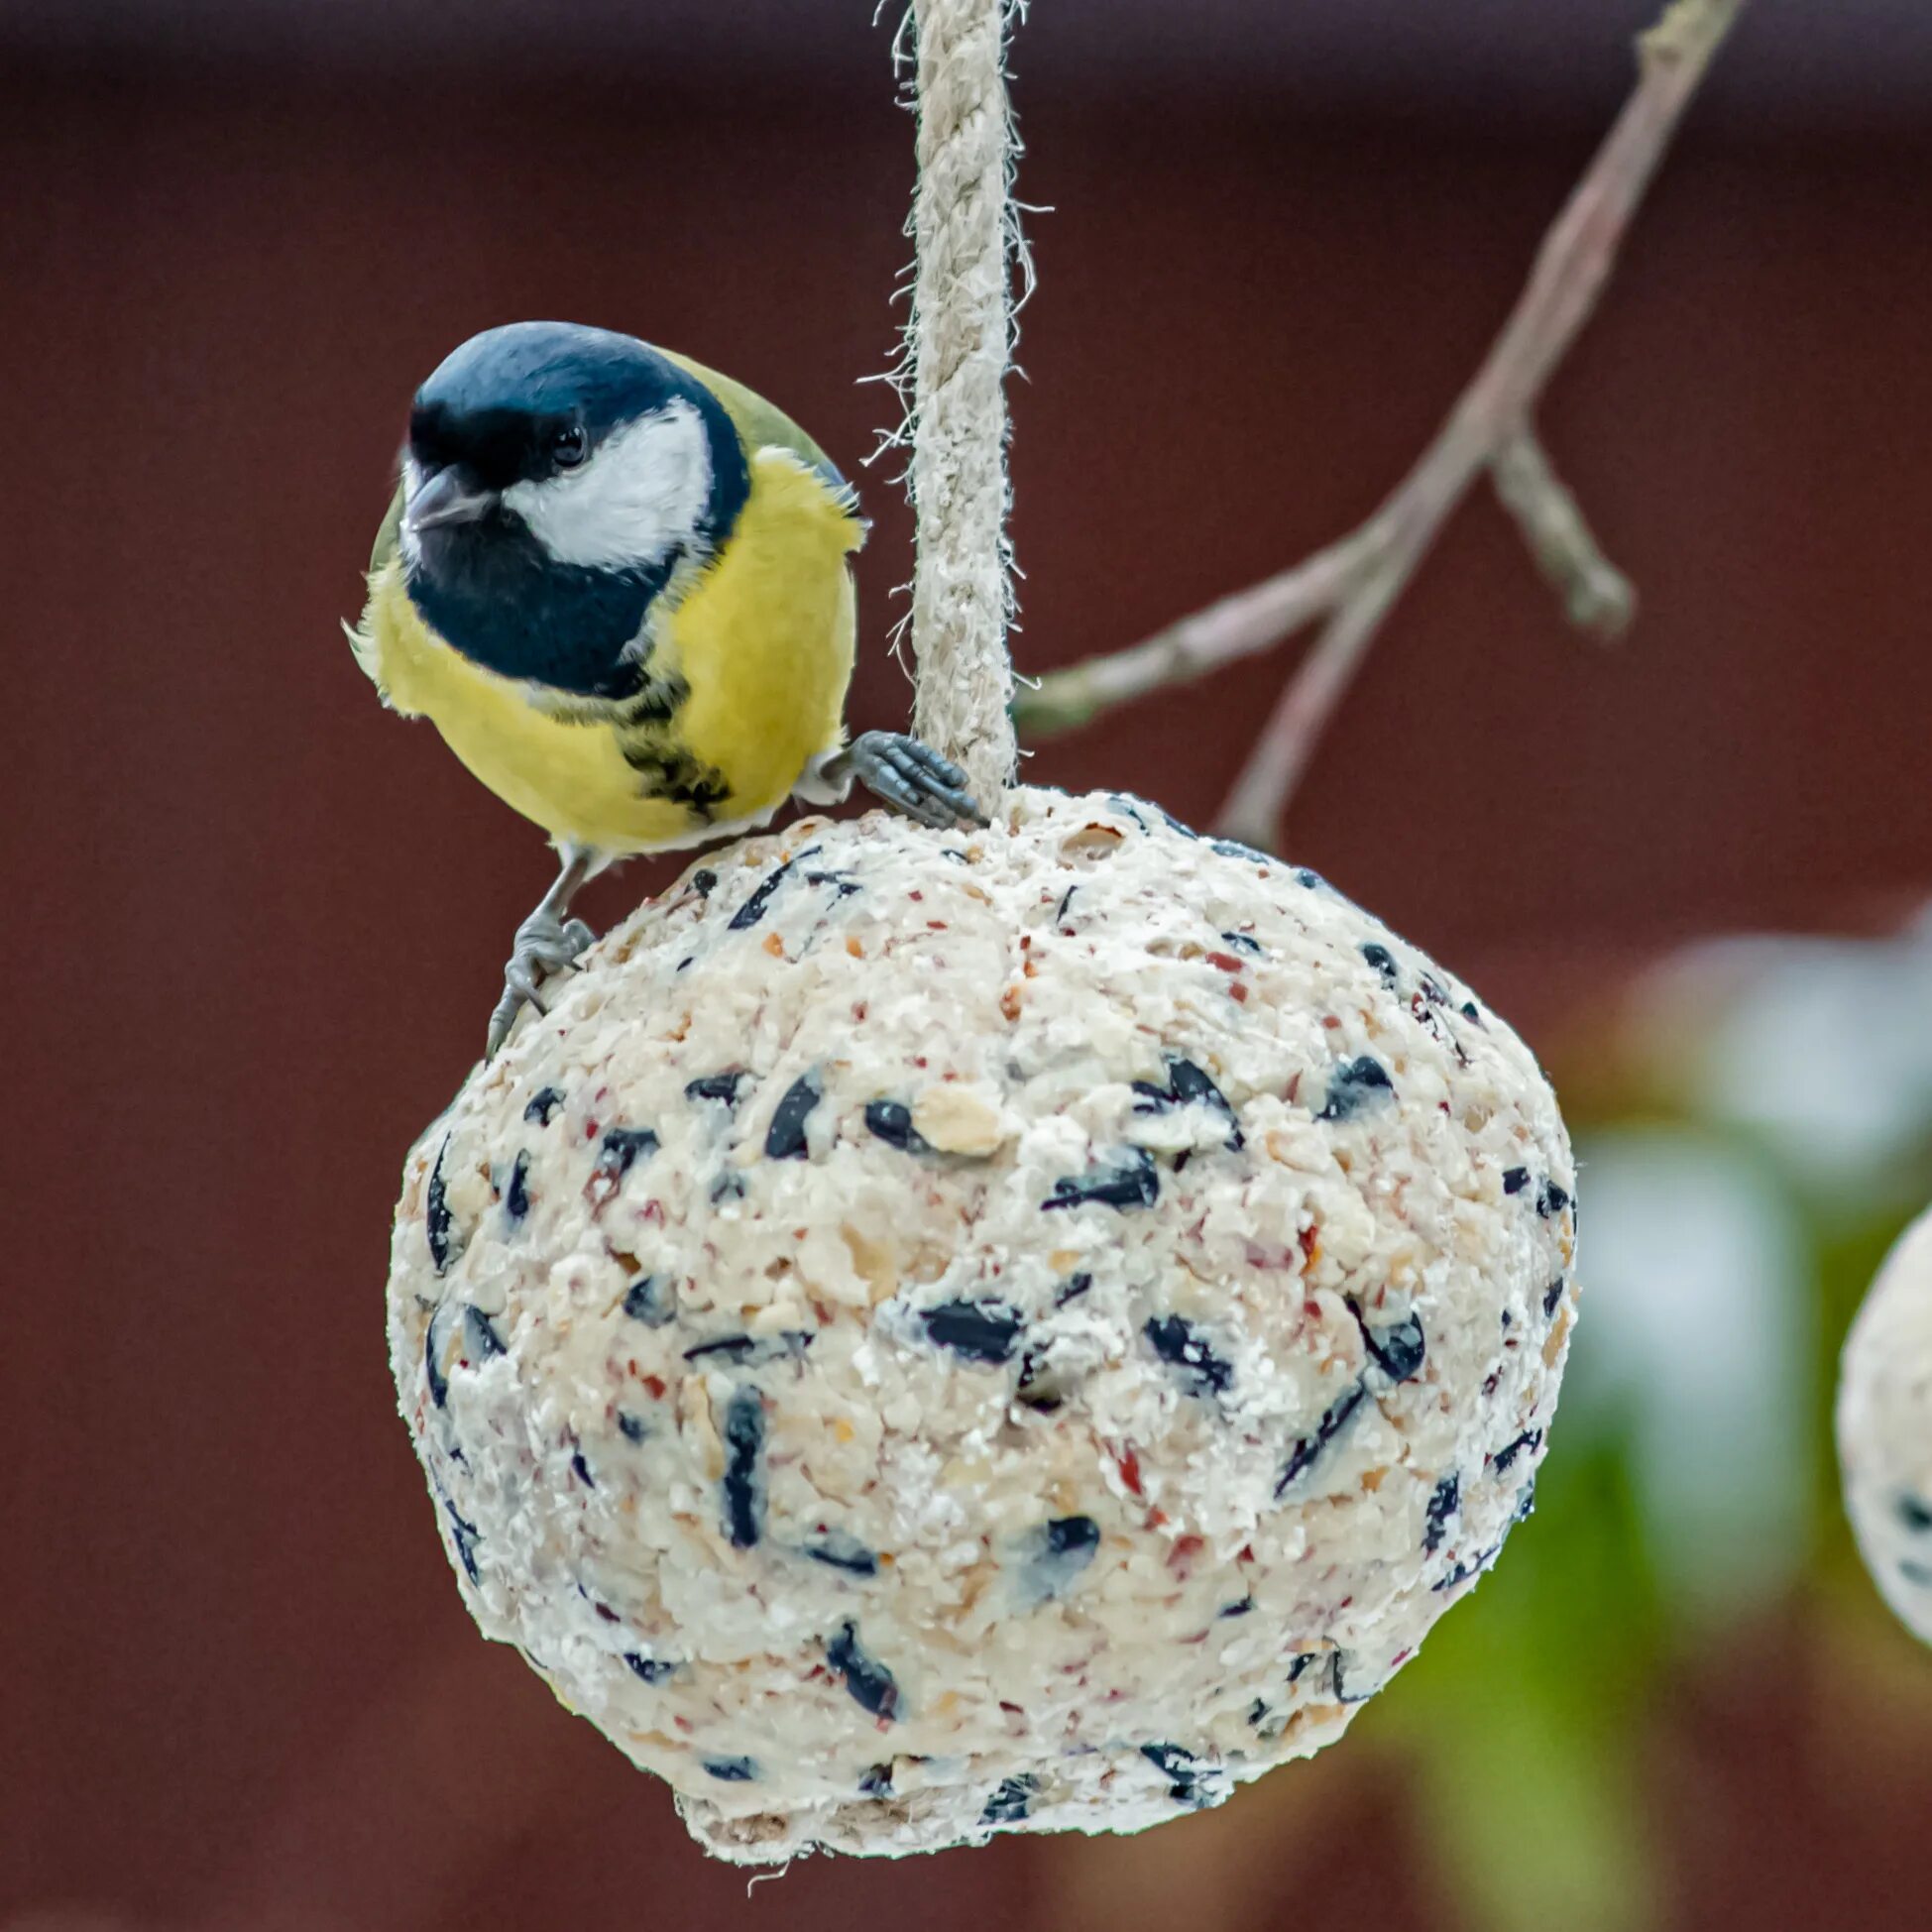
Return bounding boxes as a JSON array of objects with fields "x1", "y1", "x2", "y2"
[{"x1": 905, "y1": 0, "x2": 1020, "y2": 809}]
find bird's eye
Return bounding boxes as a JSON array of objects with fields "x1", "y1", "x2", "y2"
[{"x1": 552, "y1": 423, "x2": 589, "y2": 470}]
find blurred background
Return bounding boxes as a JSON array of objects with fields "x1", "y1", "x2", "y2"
[{"x1": 6, "y1": 2, "x2": 1932, "y2": 1928}]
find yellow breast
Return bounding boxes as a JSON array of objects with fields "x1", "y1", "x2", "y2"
[{"x1": 353, "y1": 449, "x2": 860, "y2": 853}]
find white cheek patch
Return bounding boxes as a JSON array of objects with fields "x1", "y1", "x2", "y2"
[
  {"x1": 503, "y1": 400, "x2": 714, "y2": 574},
  {"x1": 398, "y1": 454, "x2": 424, "y2": 565}
]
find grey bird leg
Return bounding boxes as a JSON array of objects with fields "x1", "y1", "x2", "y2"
[
  {"x1": 806, "y1": 732, "x2": 988, "y2": 830},
  {"x1": 486, "y1": 843, "x2": 598, "y2": 1059}
]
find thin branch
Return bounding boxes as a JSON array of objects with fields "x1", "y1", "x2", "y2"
[
  {"x1": 1014, "y1": 0, "x2": 1745, "y2": 844},
  {"x1": 1490, "y1": 425, "x2": 1636, "y2": 639},
  {"x1": 1011, "y1": 520, "x2": 1391, "y2": 738}
]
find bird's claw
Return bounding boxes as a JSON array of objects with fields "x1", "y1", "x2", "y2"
[
  {"x1": 485, "y1": 911, "x2": 595, "y2": 1059},
  {"x1": 848, "y1": 731, "x2": 987, "y2": 830}
]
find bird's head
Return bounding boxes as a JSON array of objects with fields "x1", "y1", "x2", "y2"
[
  {"x1": 394, "y1": 322, "x2": 752, "y2": 698},
  {"x1": 399, "y1": 320, "x2": 748, "y2": 587}
]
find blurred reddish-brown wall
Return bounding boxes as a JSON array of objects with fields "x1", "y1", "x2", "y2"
[{"x1": 5, "y1": 26, "x2": 1932, "y2": 1932}]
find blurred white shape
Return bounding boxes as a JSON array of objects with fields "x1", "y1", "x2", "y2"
[
  {"x1": 1570, "y1": 1128, "x2": 1813, "y2": 1619},
  {"x1": 1634, "y1": 911, "x2": 1932, "y2": 1207}
]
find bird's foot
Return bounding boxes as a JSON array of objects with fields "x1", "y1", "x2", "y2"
[
  {"x1": 485, "y1": 908, "x2": 596, "y2": 1059},
  {"x1": 845, "y1": 732, "x2": 987, "y2": 830}
]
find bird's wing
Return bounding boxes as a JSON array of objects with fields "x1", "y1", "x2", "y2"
[{"x1": 658, "y1": 349, "x2": 861, "y2": 518}]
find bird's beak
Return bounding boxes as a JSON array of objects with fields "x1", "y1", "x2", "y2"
[{"x1": 405, "y1": 466, "x2": 496, "y2": 534}]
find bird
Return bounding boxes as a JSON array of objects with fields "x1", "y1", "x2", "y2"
[{"x1": 348, "y1": 320, "x2": 983, "y2": 1055}]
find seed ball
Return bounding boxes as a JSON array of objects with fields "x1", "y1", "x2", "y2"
[
  {"x1": 386, "y1": 788, "x2": 1578, "y2": 1861},
  {"x1": 1838, "y1": 1204, "x2": 1932, "y2": 1646}
]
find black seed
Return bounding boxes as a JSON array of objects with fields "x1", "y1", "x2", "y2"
[
  {"x1": 828, "y1": 1622, "x2": 900, "y2": 1720},
  {"x1": 722, "y1": 1391, "x2": 765, "y2": 1548},
  {"x1": 442, "y1": 1499, "x2": 481, "y2": 1584},
  {"x1": 1360, "y1": 1310, "x2": 1426, "y2": 1384},
  {"x1": 689, "y1": 1330, "x2": 810, "y2": 1366},
  {"x1": 1219, "y1": 1595, "x2": 1254, "y2": 1618},
  {"x1": 807, "y1": 1530, "x2": 879, "y2": 1577},
  {"x1": 1295, "y1": 867, "x2": 1325, "y2": 890},
  {"x1": 1360, "y1": 943, "x2": 1399, "y2": 984},
  {"x1": 1492, "y1": 1428, "x2": 1542, "y2": 1473},
  {"x1": 1542, "y1": 1278, "x2": 1566, "y2": 1318},
  {"x1": 980, "y1": 1772, "x2": 1038, "y2": 1825},
  {"x1": 1042, "y1": 1147, "x2": 1160, "y2": 1212},
  {"x1": 624, "y1": 1652, "x2": 674, "y2": 1683},
  {"x1": 1432, "y1": 1542, "x2": 1503, "y2": 1593},
  {"x1": 1896, "y1": 1496, "x2": 1932, "y2": 1533},
  {"x1": 1139, "y1": 1742, "x2": 1207, "y2": 1806},
  {"x1": 616, "y1": 1411, "x2": 647, "y2": 1443},
  {"x1": 1015, "y1": 1347, "x2": 1064, "y2": 1409},
  {"x1": 685, "y1": 1071, "x2": 748, "y2": 1107},
  {"x1": 1043, "y1": 1516, "x2": 1101, "y2": 1562},
  {"x1": 1276, "y1": 1383, "x2": 1369, "y2": 1496},
  {"x1": 804, "y1": 868, "x2": 862, "y2": 899},
  {"x1": 1168, "y1": 1057, "x2": 1244, "y2": 1149},
  {"x1": 764, "y1": 1074, "x2": 821, "y2": 1160},
  {"x1": 1055, "y1": 885, "x2": 1078, "y2": 924},
  {"x1": 922, "y1": 1300, "x2": 1023, "y2": 1364},
  {"x1": 703, "y1": 1756, "x2": 757, "y2": 1781},
  {"x1": 1220, "y1": 930, "x2": 1262, "y2": 954},
  {"x1": 425, "y1": 1137, "x2": 454, "y2": 1274},
  {"x1": 424, "y1": 1320, "x2": 454, "y2": 1407},
  {"x1": 676, "y1": 958, "x2": 693, "y2": 972},
  {"x1": 623, "y1": 1276, "x2": 673, "y2": 1326},
  {"x1": 690, "y1": 868, "x2": 717, "y2": 897},
  {"x1": 1503, "y1": 1168, "x2": 1530, "y2": 1194},
  {"x1": 859, "y1": 1762, "x2": 895, "y2": 1797},
  {"x1": 1027, "y1": 1507, "x2": 1104, "y2": 1584},
  {"x1": 1461, "y1": 1000, "x2": 1483, "y2": 1024},
  {"x1": 1247, "y1": 1699, "x2": 1271, "y2": 1727},
  {"x1": 1423, "y1": 1474, "x2": 1460, "y2": 1553},
  {"x1": 1144, "y1": 1314, "x2": 1235, "y2": 1398},
  {"x1": 863, "y1": 1099, "x2": 926, "y2": 1150},
  {"x1": 684, "y1": 1334, "x2": 756, "y2": 1362},
  {"x1": 523, "y1": 1086, "x2": 564, "y2": 1126},
  {"x1": 1287, "y1": 1652, "x2": 1323, "y2": 1683},
  {"x1": 1055, "y1": 1273, "x2": 1093, "y2": 1306},
  {"x1": 1316, "y1": 1057, "x2": 1394, "y2": 1122},
  {"x1": 1211, "y1": 839, "x2": 1269, "y2": 862},
  {"x1": 424, "y1": 1302, "x2": 504, "y2": 1409},
  {"x1": 1330, "y1": 1652, "x2": 1372, "y2": 1704},
  {"x1": 596, "y1": 1128, "x2": 658, "y2": 1186},
  {"x1": 571, "y1": 1451, "x2": 595, "y2": 1487},
  {"x1": 728, "y1": 847, "x2": 820, "y2": 930},
  {"x1": 1537, "y1": 1180, "x2": 1572, "y2": 1218},
  {"x1": 504, "y1": 1150, "x2": 530, "y2": 1220}
]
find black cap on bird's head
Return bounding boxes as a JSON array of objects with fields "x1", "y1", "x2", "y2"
[{"x1": 398, "y1": 321, "x2": 751, "y2": 699}]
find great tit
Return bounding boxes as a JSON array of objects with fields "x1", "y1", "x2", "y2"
[{"x1": 349, "y1": 320, "x2": 982, "y2": 1054}]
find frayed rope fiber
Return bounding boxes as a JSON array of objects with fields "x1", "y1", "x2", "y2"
[{"x1": 907, "y1": 0, "x2": 1020, "y2": 808}]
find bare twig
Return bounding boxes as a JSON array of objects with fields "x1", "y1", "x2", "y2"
[
  {"x1": 1491, "y1": 425, "x2": 1637, "y2": 639},
  {"x1": 1011, "y1": 520, "x2": 1391, "y2": 738},
  {"x1": 1015, "y1": 0, "x2": 1744, "y2": 847}
]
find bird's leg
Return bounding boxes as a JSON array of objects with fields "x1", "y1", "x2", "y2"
[
  {"x1": 803, "y1": 733, "x2": 987, "y2": 830},
  {"x1": 485, "y1": 843, "x2": 599, "y2": 1059}
]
